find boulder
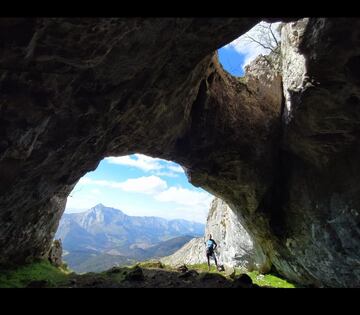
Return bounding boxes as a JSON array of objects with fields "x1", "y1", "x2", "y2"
[
  {"x1": 224, "y1": 266, "x2": 236, "y2": 279},
  {"x1": 125, "y1": 266, "x2": 144, "y2": 281},
  {"x1": 176, "y1": 264, "x2": 188, "y2": 273},
  {"x1": 178, "y1": 270, "x2": 199, "y2": 279},
  {"x1": 233, "y1": 274, "x2": 254, "y2": 288}
]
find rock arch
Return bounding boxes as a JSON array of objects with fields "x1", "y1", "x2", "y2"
[{"x1": 0, "y1": 18, "x2": 360, "y2": 287}]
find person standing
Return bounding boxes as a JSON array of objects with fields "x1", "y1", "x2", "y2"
[{"x1": 205, "y1": 234, "x2": 218, "y2": 271}]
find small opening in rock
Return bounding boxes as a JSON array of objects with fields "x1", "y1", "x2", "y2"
[{"x1": 217, "y1": 21, "x2": 282, "y2": 77}]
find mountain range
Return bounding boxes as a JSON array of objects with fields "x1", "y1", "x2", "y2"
[{"x1": 55, "y1": 204, "x2": 204, "y2": 272}]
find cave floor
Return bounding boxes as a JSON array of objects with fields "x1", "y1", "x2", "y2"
[{"x1": 0, "y1": 260, "x2": 295, "y2": 288}]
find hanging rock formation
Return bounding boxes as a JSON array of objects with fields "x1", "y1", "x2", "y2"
[
  {"x1": 48, "y1": 239, "x2": 63, "y2": 267},
  {"x1": 0, "y1": 18, "x2": 359, "y2": 287}
]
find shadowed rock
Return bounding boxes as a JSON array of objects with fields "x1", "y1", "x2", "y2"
[
  {"x1": 178, "y1": 270, "x2": 199, "y2": 279},
  {"x1": 233, "y1": 274, "x2": 254, "y2": 288},
  {"x1": 26, "y1": 280, "x2": 48, "y2": 288},
  {"x1": 125, "y1": 266, "x2": 144, "y2": 281}
]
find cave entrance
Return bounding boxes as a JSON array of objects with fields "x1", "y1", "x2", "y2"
[
  {"x1": 218, "y1": 21, "x2": 282, "y2": 77},
  {"x1": 56, "y1": 154, "x2": 212, "y2": 273}
]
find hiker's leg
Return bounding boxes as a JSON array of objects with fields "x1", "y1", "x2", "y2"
[
  {"x1": 207, "y1": 254, "x2": 210, "y2": 270},
  {"x1": 213, "y1": 254, "x2": 218, "y2": 267}
]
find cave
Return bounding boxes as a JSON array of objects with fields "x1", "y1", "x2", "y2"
[{"x1": 0, "y1": 17, "x2": 360, "y2": 288}]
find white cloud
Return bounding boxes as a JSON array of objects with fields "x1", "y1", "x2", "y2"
[
  {"x1": 171, "y1": 206, "x2": 209, "y2": 223},
  {"x1": 155, "y1": 186, "x2": 212, "y2": 208},
  {"x1": 167, "y1": 165, "x2": 184, "y2": 173},
  {"x1": 116, "y1": 176, "x2": 167, "y2": 194},
  {"x1": 65, "y1": 194, "x2": 101, "y2": 211},
  {"x1": 105, "y1": 154, "x2": 163, "y2": 172},
  {"x1": 66, "y1": 154, "x2": 213, "y2": 223},
  {"x1": 224, "y1": 21, "x2": 281, "y2": 70},
  {"x1": 78, "y1": 177, "x2": 108, "y2": 186},
  {"x1": 105, "y1": 154, "x2": 185, "y2": 177},
  {"x1": 153, "y1": 171, "x2": 179, "y2": 178},
  {"x1": 78, "y1": 175, "x2": 167, "y2": 195},
  {"x1": 76, "y1": 176, "x2": 212, "y2": 222},
  {"x1": 154, "y1": 187, "x2": 213, "y2": 223}
]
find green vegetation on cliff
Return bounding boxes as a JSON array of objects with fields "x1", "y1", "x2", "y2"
[{"x1": 0, "y1": 260, "x2": 71, "y2": 288}]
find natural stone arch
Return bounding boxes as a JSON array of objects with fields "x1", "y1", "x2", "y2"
[
  {"x1": 0, "y1": 17, "x2": 269, "y2": 265},
  {"x1": 1, "y1": 17, "x2": 360, "y2": 288}
]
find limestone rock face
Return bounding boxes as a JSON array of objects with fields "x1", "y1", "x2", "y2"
[
  {"x1": 205, "y1": 198, "x2": 270, "y2": 272},
  {"x1": 281, "y1": 18, "x2": 309, "y2": 122},
  {"x1": 48, "y1": 239, "x2": 62, "y2": 267},
  {"x1": 243, "y1": 51, "x2": 283, "y2": 122},
  {"x1": 1, "y1": 18, "x2": 360, "y2": 287},
  {"x1": 161, "y1": 237, "x2": 206, "y2": 266},
  {"x1": 162, "y1": 197, "x2": 270, "y2": 273},
  {"x1": 271, "y1": 18, "x2": 360, "y2": 287}
]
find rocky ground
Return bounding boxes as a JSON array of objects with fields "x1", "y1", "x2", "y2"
[
  {"x1": 59, "y1": 265, "x2": 256, "y2": 288},
  {"x1": 1, "y1": 260, "x2": 295, "y2": 288}
]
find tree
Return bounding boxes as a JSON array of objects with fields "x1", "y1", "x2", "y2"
[
  {"x1": 242, "y1": 22, "x2": 283, "y2": 72},
  {"x1": 243, "y1": 22, "x2": 282, "y2": 55}
]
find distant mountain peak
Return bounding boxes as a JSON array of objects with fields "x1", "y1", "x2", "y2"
[
  {"x1": 93, "y1": 203, "x2": 106, "y2": 209},
  {"x1": 89, "y1": 204, "x2": 124, "y2": 214}
]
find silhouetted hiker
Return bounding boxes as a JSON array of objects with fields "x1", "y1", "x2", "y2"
[{"x1": 205, "y1": 234, "x2": 218, "y2": 271}]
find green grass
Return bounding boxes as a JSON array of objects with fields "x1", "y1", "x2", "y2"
[
  {"x1": 137, "y1": 261, "x2": 164, "y2": 269},
  {"x1": 102, "y1": 265, "x2": 133, "y2": 283},
  {"x1": 0, "y1": 260, "x2": 72, "y2": 288},
  {"x1": 186, "y1": 263, "x2": 220, "y2": 273},
  {"x1": 245, "y1": 271, "x2": 295, "y2": 288},
  {"x1": 184, "y1": 263, "x2": 295, "y2": 288}
]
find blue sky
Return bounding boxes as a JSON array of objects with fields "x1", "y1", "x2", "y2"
[
  {"x1": 218, "y1": 21, "x2": 281, "y2": 77},
  {"x1": 66, "y1": 155, "x2": 213, "y2": 223},
  {"x1": 65, "y1": 22, "x2": 280, "y2": 223},
  {"x1": 218, "y1": 46, "x2": 246, "y2": 76}
]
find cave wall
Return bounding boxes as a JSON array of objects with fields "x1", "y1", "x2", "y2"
[
  {"x1": 0, "y1": 17, "x2": 359, "y2": 287},
  {"x1": 0, "y1": 17, "x2": 263, "y2": 265},
  {"x1": 274, "y1": 18, "x2": 360, "y2": 287}
]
